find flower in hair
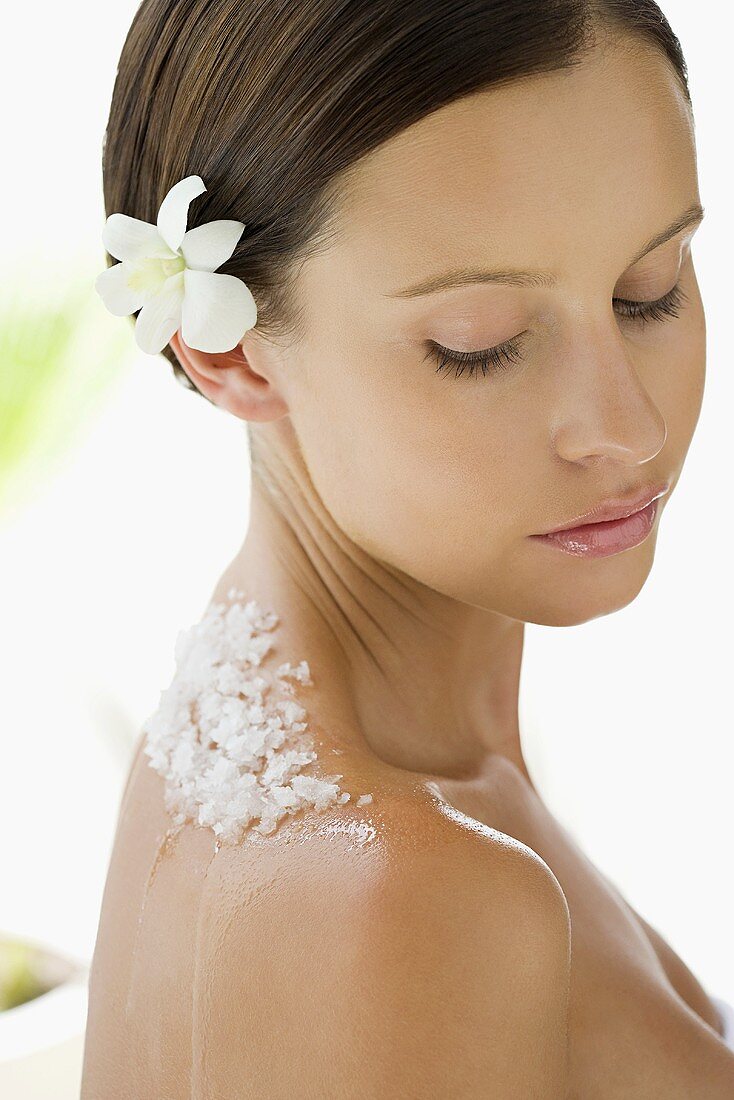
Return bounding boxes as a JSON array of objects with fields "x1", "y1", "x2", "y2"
[{"x1": 94, "y1": 174, "x2": 257, "y2": 355}]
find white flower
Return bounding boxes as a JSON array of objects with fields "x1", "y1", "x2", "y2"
[{"x1": 94, "y1": 174, "x2": 258, "y2": 355}]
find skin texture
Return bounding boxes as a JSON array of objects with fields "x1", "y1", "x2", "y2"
[
  {"x1": 179, "y1": 33, "x2": 704, "y2": 788},
  {"x1": 82, "y1": 33, "x2": 734, "y2": 1098}
]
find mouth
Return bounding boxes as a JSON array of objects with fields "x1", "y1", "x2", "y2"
[{"x1": 529, "y1": 480, "x2": 670, "y2": 558}]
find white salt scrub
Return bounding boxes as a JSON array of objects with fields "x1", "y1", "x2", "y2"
[{"x1": 142, "y1": 587, "x2": 373, "y2": 843}]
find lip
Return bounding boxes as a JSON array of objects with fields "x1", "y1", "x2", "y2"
[
  {"x1": 529, "y1": 497, "x2": 662, "y2": 557},
  {"x1": 537, "y1": 480, "x2": 671, "y2": 535}
]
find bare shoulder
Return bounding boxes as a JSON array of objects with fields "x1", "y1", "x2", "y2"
[{"x1": 198, "y1": 785, "x2": 572, "y2": 1099}]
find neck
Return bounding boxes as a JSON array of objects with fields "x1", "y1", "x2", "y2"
[{"x1": 215, "y1": 435, "x2": 531, "y2": 786}]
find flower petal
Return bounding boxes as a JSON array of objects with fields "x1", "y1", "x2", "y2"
[
  {"x1": 180, "y1": 220, "x2": 246, "y2": 272},
  {"x1": 134, "y1": 271, "x2": 185, "y2": 355},
  {"x1": 181, "y1": 269, "x2": 258, "y2": 353},
  {"x1": 95, "y1": 261, "x2": 149, "y2": 316},
  {"x1": 156, "y1": 175, "x2": 207, "y2": 253},
  {"x1": 102, "y1": 214, "x2": 177, "y2": 263}
]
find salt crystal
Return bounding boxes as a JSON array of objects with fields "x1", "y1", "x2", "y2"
[
  {"x1": 142, "y1": 589, "x2": 372, "y2": 843},
  {"x1": 356, "y1": 794, "x2": 373, "y2": 806}
]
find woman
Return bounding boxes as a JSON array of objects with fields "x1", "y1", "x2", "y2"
[{"x1": 82, "y1": 0, "x2": 734, "y2": 1095}]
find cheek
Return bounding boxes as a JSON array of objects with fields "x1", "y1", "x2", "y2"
[
  {"x1": 290, "y1": 351, "x2": 530, "y2": 590},
  {"x1": 651, "y1": 307, "x2": 706, "y2": 459}
]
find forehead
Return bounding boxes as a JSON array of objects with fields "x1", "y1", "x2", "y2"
[{"x1": 326, "y1": 38, "x2": 697, "y2": 288}]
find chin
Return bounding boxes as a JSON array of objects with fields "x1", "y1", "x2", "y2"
[
  {"x1": 521, "y1": 538, "x2": 659, "y2": 626},
  {"x1": 458, "y1": 532, "x2": 659, "y2": 627}
]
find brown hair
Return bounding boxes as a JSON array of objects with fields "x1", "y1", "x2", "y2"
[{"x1": 100, "y1": 0, "x2": 691, "y2": 419}]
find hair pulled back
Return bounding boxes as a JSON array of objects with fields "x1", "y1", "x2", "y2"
[{"x1": 101, "y1": 0, "x2": 691, "y2": 403}]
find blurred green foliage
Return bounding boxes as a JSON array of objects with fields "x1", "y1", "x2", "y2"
[
  {"x1": 0, "y1": 938, "x2": 52, "y2": 1011},
  {"x1": 0, "y1": 258, "x2": 131, "y2": 519}
]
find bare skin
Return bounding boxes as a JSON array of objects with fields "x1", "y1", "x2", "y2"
[{"x1": 82, "y1": 32, "x2": 734, "y2": 1097}]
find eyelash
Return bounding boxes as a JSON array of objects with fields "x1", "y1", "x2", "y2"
[{"x1": 427, "y1": 280, "x2": 689, "y2": 380}]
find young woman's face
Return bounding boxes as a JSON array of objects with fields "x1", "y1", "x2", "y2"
[{"x1": 262, "y1": 36, "x2": 705, "y2": 626}]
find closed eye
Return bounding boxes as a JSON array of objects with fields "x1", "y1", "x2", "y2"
[
  {"x1": 427, "y1": 279, "x2": 689, "y2": 381},
  {"x1": 612, "y1": 279, "x2": 688, "y2": 324}
]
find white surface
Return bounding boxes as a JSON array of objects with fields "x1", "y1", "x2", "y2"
[
  {"x1": 0, "y1": 934, "x2": 88, "y2": 1100},
  {"x1": 0, "y1": 1034, "x2": 85, "y2": 1100},
  {"x1": 0, "y1": 973, "x2": 88, "y2": 1062}
]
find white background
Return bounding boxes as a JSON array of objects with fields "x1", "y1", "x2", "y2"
[{"x1": 1, "y1": 0, "x2": 732, "y2": 1012}]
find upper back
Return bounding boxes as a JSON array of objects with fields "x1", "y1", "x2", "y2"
[{"x1": 82, "y1": 736, "x2": 571, "y2": 1098}]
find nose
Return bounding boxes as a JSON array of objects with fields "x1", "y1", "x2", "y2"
[{"x1": 550, "y1": 331, "x2": 667, "y2": 468}]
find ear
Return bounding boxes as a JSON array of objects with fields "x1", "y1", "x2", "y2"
[{"x1": 169, "y1": 330, "x2": 289, "y2": 422}]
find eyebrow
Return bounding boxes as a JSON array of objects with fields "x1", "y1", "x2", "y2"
[{"x1": 384, "y1": 202, "x2": 705, "y2": 299}]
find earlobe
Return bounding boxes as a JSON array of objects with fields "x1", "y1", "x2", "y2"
[{"x1": 169, "y1": 330, "x2": 289, "y2": 422}]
